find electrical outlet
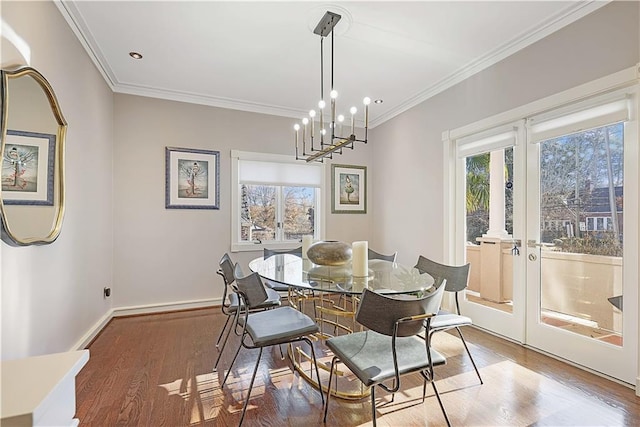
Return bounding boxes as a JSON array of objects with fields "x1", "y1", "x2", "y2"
[{"x1": 103, "y1": 287, "x2": 111, "y2": 298}]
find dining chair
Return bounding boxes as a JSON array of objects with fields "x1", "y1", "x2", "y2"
[
  {"x1": 213, "y1": 254, "x2": 281, "y2": 370},
  {"x1": 367, "y1": 248, "x2": 397, "y2": 262},
  {"x1": 323, "y1": 284, "x2": 450, "y2": 427},
  {"x1": 415, "y1": 255, "x2": 483, "y2": 384},
  {"x1": 263, "y1": 246, "x2": 303, "y2": 259},
  {"x1": 262, "y1": 246, "x2": 302, "y2": 292},
  {"x1": 222, "y1": 263, "x2": 324, "y2": 425},
  {"x1": 263, "y1": 246, "x2": 320, "y2": 319}
]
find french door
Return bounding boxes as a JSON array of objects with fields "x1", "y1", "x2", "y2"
[{"x1": 449, "y1": 86, "x2": 638, "y2": 386}]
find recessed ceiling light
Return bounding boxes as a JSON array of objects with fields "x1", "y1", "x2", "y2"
[
  {"x1": 374, "y1": 99, "x2": 383, "y2": 104},
  {"x1": 129, "y1": 52, "x2": 143, "y2": 60}
]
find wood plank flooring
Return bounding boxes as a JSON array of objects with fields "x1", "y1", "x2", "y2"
[{"x1": 75, "y1": 308, "x2": 639, "y2": 426}]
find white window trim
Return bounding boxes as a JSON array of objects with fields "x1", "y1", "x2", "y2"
[
  {"x1": 231, "y1": 150, "x2": 326, "y2": 252},
  {"x1": 443, "y1": 64, "x2": 639, "y2": 263}
]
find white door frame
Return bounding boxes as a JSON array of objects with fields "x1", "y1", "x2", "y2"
[{"x1": 443, "y1": 65, "x2": 639, "y2": 390}]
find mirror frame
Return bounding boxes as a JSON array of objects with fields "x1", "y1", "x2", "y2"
[{"x1": 0, "y1": 67, "x2": 67, "y2": 246}]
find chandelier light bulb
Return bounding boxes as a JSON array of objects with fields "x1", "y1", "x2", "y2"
[
  {"x1": 330, "y1": 90, "x2": 338, "y2": 99},
  {"x1": 294, "y1": 123, "x2": 300, "y2": 131},
  {"x1": 350, "y1": 106, "x2": 358, "y2": 115},
  {"x1": 337, "y1": 114, "x2": 344, "y2": 122},
  {"x1": 363, "y1": 97, "x2": 371, "y2": 105},
  {"x1": 309, "y1": 110, "x2": 316, "y2": 118},
  {"x1": 318, "y1": 100, "x2": 326, "y2": 109},
  {"x1": 321, "y1": 128, "x2": 327, "y2": 135},
  {"x1": 302, "y1": 118, "x2": 309, "y2": 125}
]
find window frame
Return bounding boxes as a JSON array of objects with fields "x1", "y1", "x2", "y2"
[{"x1": 231, "y1": 150, "x2": 325, "y2": 252}]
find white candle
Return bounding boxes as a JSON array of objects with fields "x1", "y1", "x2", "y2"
[
  {"x1": 302, "y1": 235, "x2": 313, "y2": 259},
  {"x1": 352, "y1": 241, "x2": 368, "y2": 277}
]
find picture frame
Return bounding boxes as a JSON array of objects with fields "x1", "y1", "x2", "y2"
[
  {"x1": 165, "y1": 146, "x2": 220, "y2": 209},
  {"x1": 331, "y1": 163, "x2": 367, "y2": 214},
  {"x1": 1, "y1": 130, "x2": 56, "y2": 205}
]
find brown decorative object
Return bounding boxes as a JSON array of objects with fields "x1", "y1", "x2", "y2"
[{"x1": 307, "y1": 241, "x2": 352, "y2": 266}]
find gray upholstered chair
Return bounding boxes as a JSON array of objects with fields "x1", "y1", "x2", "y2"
[
  {"x1": 323, "y1": 284, "x2": 450, "y2": 426},
  {"x1": 222, "y1": 264, "x2": 323, "y2": 425},
  {"x1": 263, "y1": 246, "x2": 303, "y2": 259},
  {"x1": 415, "y1": 255, "x2": 483, "y2": 384},
  {"x1": 213, "y1": 254, "x2": 281, "y2": 369},
  {"x1": 262, "y1": 246, "x2": 302, "y2": 292},
  {"x1": 367, "y1": 248, "x2": 397, "y2": 262}
]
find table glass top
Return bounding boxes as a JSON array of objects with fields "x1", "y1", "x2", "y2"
[{"x1": 249, "y1": 254, "x2": 434, "y2": 295}]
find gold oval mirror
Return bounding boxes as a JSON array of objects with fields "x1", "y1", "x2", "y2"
[{"x1": 1, "y1": 67, "x2": 66, "y2": 245}]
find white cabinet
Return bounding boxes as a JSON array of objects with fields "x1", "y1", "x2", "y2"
[{"x1": 1, "y1": 350, "x2": 89, "y2": 426}]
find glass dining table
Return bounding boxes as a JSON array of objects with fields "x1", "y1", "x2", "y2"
[{"x1": 248, "y1": 254, "x2": 435, "y2": 399}]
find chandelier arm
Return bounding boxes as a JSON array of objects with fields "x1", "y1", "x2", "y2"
[
  {"x1": 331, "y1": 28, "x2": 335, "y2": 141},
  {"x1": 320, "y1": 36, "x2": 325, "y2": 146}
]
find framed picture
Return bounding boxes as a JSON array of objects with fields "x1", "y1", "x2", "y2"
[
  {"x1": 1, "y1": 130, "x2": 56, "y2": 205},
  {"x1": 165, "y1": 147, "x2": 220, "y2": 209},
  {"x1": 331, "y1": 164, "x2": 366, "y2": 214}
]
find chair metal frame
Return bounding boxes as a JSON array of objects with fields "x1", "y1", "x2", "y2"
[
  {"x1": 415, "y1": 255, "x2": 483, "y2": 384},
  {"x1": 323, "y1": 284, "x2": 450, "y2": 426},
  {"x1": 214, "y1": 254, "x2": 281, "y2": 370},
  {"x1": 222, "y1": 264, "x2": 324, "y2": 425}
]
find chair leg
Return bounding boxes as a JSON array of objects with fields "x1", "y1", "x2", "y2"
[
  {"x1": 215, "y1": 315, "x2": 231, "y2": 348},
  {"x1": 214, "y1": 317, "x2": 236, "y2": 369},
  {"x1": 238, "y1": 348, "x2": 263, "y2": 426},
  {"x1": 221, "y1": 338, "x2": 243, "y2": 387},
  {"x1": 431, "y1": 381, "x2": 451, "y2": 427},
  {"x1": 305, "y1": 337, "x2": 324, "y2": 405},
  {"x1": 455, "y1": 327, "x2": 483, "y2": 384},
  {"x1": 370, "y1": 385, "x2": 377, "y2": 427},
  {"x1": 323, "y1": 357, "x2": 338, "y2": 423}
]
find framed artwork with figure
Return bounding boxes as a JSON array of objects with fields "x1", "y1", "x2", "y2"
[
  {"x1": 165, "y1": 146, "x2": 220, "y2": 209},
  {"x1": 331, "y1": 163, "x2": 366, "y2": 214},
  {"x1": 1, "y1": 130, "x2": 56, "y2": 206}
]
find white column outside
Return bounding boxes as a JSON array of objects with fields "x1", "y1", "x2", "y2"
[{"x1": 484, "y1": 149, "x2": 510, "y2": 239}]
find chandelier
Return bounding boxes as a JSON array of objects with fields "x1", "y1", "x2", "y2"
[{"x1": 294, "y1": 11, "x2": 371, "y2": 163}]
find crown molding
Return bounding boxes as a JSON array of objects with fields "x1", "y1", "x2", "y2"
[
  {"x1": 54, "y1": 0, "x2": 116, "y2": 90},
  {"x1": 368, "y1": 0, "x2": 610, "y2": 129},
  {"x1": 56, "y1": 0, "x2": 609, "y2": 129}
]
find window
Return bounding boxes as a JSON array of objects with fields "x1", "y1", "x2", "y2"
[
  {"x1": 586, "y1": 216, "x2": 613, "y2": 231},
  {"x1": 231, "y1": 151, "x2": 325, "y2": 251}
]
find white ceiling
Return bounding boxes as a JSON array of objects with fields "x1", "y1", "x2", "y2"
[{"x1": 56, "y1": 1, "x2": 607, "y2": 128}]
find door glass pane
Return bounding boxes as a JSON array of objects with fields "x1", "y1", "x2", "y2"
[
  {"x1": 283, "y1": 186, "x2": 315, "y2": 240},
  {"x1": 464, "y1": 147, "x2": 514, "y2": 313},
  {"x1": 538, "y1": 123, "x2": 623, "y2": 346},
  {"x1": 240, "y1": 184, "x2": 276, "y2": 242}
]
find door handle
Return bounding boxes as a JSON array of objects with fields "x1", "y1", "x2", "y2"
[{"x1": 527, "y1": 240, "x2": 554, "y2": 248}]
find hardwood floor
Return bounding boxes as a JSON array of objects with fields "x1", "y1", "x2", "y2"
[{"x1": 76, "y1": 308, "x2": 639, "y2": 426}]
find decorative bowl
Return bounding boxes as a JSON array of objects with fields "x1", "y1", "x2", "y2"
[{"x1": 307, "y1": 241, "x2": 352, "y2": 266}]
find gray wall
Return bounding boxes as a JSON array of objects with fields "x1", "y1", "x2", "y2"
[
  {"x1": 370, "y1": 0, "x2": 639, "y2": 265},
  {"x1": 1, "y1": 0, "x2": 114, "y2": 359},
  {"x1": 112, "y1": 95, "x2": 373, "y2": 308}
]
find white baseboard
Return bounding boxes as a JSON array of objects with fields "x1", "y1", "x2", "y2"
[
  {"x1": 71, "y1": 310, "x2": 114, "y2": 351},
  {"x1": 112, "y1": 297, "x2": 220, "y2": 317},
  {"x1": 71, "y1": 297, "x2": 222, "y2": 351}
]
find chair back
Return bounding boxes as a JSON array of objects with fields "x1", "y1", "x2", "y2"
[
  {"x1": 234, "y1": 263, "x2": 269, "y2": 308},
  {"x1": 368, "y1": 248, "x2": 397, "y2": 262},
  {"x1": 414, "y1": 255, "x2": 470, "y2": 293},
  {"x1": 263, "y1": 246, "x2": 303, "y2": 259},
  {"x1": 356, "y1": 282, "x2": 446, "y2": 337},
  {"x1": 218, "y1": 253, "x2": 235, "y2": 286}
]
